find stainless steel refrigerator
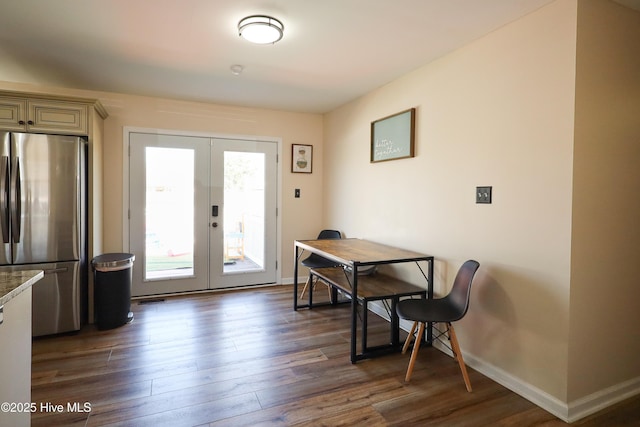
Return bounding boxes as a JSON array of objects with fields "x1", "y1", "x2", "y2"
[{"x1": 0, "y1": 131, "x2": 86, "y2": 336}]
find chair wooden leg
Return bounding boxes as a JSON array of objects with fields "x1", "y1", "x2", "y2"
[
  {"x1": 299, "y1": 275, "x2": 312, "y2": 299},
  {"x1": 402, "y1": 321, "x2": 418, "y2": 354},
  {"x1": 405, "y1": 322, "x2": 425, "y2": 382},
  {"x1": 448, "y1": 323, "x2": 472, "y2": 392},
  {"x1": 301, "y1": 276, "x2": 334, "y2": 302}
]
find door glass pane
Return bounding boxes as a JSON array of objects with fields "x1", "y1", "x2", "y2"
[
  {"x1": 223, "y1": 151, "x2": 265, "y2": 273},
  {"x1": 145, "y1": 147, "x2": 194, "y2": 280}
]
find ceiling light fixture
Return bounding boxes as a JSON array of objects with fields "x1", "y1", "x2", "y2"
[{"x1": 238, "y1": 15, "x2": 284, "y2": 44}]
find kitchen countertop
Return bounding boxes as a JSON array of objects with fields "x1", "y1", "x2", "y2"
[{"x1": 0, "y1": 270, "x2": 44, "y2": 306}]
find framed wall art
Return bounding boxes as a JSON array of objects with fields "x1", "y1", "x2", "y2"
[
  {"x1": 292, "y1": 144, "x2": 313, "y2": 173},
  {"x1": 370, "y1": 108, "x2": 416, "y2": 163}
]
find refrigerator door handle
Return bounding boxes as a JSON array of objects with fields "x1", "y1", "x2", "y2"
[
  {"x1": 10, "y1": 156, "x2": 21, "y2": 243},
  {"x1": 0, "y1": 156, "x2": 9, "y2": 244}
]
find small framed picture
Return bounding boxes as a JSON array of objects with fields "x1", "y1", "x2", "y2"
[
  {"x1": 292, "y1": 144, "x2": 313, "y2": 173},
  {"x1": 371, "y1": 108, "x2": 416, "y2": 163}
]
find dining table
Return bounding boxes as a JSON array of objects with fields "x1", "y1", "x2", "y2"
[{"x1": 293, "y1": 238, "x2": 435, "y2": 363}]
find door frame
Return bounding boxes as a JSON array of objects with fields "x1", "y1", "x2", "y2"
[{"x1": 122, "y1": 126, "x2": 283, "y2": 293}]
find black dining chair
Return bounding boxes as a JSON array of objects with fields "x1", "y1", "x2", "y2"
[
  {"x1": 396, "y1": 259, "x2": 480, "y2": 391},
  {"x1": 299, "y1": 229, "x2": 342, "y2": 300}
]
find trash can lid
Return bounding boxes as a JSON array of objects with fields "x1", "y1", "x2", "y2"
[{"x1": 92, "y1": 253, "x2": 135, "y2": 272}]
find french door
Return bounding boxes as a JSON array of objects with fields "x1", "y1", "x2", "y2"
[
  {"x1": 128, "y1": 132, "x2": 277, "y2": 296},
  {"x1": 209, "y1": 138, "x2": 277, "y2": 289}
]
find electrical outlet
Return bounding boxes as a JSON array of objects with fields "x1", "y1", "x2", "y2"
[
  {"x1": 476, "y1": 186, "x2": 492, "y2": 204},
  {"x1": 295, "y1": 188, "x2": 301, "y2": 198}
]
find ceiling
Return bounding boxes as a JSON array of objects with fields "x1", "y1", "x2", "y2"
[{"x1": 0, "y1": 0, "x2": 637, "y2": 114}]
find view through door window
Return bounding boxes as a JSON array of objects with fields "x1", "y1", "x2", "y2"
[
  {"x1": 223, "y1": 151, "x2": 266, "y2": 273},
  {"x1": 144, "y1": 147, "x2": 195, "y2": 280}
]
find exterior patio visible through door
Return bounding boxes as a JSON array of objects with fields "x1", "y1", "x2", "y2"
[{"x1": 128, "y1": 132, "x2": 277, "y2": 296}]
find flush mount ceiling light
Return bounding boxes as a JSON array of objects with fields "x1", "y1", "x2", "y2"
[{"x1": 238, "y1": 15, "x2": 284, "y2": 44}]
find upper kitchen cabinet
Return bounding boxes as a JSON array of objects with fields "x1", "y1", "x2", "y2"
[
  {"x1": 0, "y1": 90, "x2": 108, "y2": 318},
  {"x1": 0, "y1": 92, "x2": 108, "y2": 136},
  {"x1": 0, "y1": 97, "x2": 24, "y2": 131}
]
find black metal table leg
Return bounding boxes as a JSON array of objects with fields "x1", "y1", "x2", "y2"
[
  {"x1": 308, "y1": 273, "x2": 313, "y2": 308},
  {"x1": 294, "y1": 246, "x2": 299, "y2": 311},
  {"x1": 390, "y1": 297, "x2": 399, "y2": 346},
  {"x1": 362, "y1": 300, "x2": 368, "y2": 352},
  {"x1": 350, "y1": 267, "x2": 358, "y2": 363},
  {"x1": 427, "y1": 259, "x2": 434, "y2": 343}
]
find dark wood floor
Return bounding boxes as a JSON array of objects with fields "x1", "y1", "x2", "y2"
[{"x1": 31, "y1": 285, "x2": 640, "y2": 426}]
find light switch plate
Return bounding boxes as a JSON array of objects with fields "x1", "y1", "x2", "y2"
[{"x1": 476, "y1": 186, "x2": 492, "y2": 204}]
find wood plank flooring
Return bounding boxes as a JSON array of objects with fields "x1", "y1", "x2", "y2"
[{"x1": 31, "y1": 285, "x2": 640, "y2": 426}]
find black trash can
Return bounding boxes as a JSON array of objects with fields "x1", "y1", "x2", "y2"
[{"x1": 92, "y1": 253, "x2": 135, "y2": 330}]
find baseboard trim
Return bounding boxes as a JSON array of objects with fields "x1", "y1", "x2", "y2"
[
  {"x1": 458, "y1": 348, "x2": 571, "y2": 421},
  {"x1": 282, "y1": 276, "x2": 306, "y2": 285},
  {"x1": 566, "y1": 375, "x2": 640, "y2": 423},
  {"x1": 436, "y1": 338, "x2": 640, "y2": 423}
]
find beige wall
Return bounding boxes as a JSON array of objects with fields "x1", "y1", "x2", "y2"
[
  {"x1": 2, "y1": 0, "x2": 639, "y2": 419},
  {"x1": 570, "y1": 0, "x2": 640, "y2": 400},
  {"x1": 98, "y1": 93, "x2": 324, "y2": 283},
  {"x1": 324, "y1": 0, "x2": 640, "y2": 416},
  {"x1": 0, "y1": 81, "x2": 325, "y2": 282},
  {"x1": 324, "y1": 0, "x2": 577, "y2": 403}
]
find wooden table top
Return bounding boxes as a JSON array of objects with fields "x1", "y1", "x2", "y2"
[{"x1": 295, "y1": 238, "x2": 433, "y2": 266}]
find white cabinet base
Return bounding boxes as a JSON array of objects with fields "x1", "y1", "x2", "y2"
[{"x1": 0, "y1": 287, "x2": 32, "y2": 427}]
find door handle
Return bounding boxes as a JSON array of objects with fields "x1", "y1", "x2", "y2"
[
  {"x1": 0, "y1": 156, "x2": 8, "y2": 244},
  {"x1": 211, "y1": 222, "x2": 218, "y2": 228},
  {"x1": 10, "y1": 157, "x2": 20, "y2": 243}
]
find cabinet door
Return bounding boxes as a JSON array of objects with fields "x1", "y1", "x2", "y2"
[
  {"x1": 27, "y1": 99, "x2": 88, "y2": 135},
  {"x1": 0, "y1": 287, "x2": 32, "y2": 427},
  {"x1": 0, "y1": 97, "x2": 27, "y2": 131}
]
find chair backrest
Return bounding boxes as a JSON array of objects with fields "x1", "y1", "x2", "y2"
[
  {"x1": 301, "y1": 230, "x2": 342, "y2": 267},
  {"x1": 317, "y1": 229, "x2": 341, "y2": 239},
  {"x1": 445, "y1": 260, "x2": 480, "y2": 321}
]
